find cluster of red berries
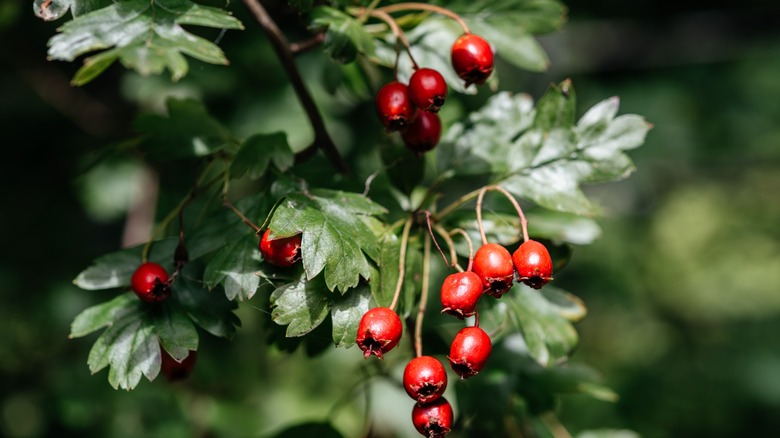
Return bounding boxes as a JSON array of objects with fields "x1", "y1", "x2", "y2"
[
  {"x1": 375, "y1": 33, "x2": 494, "y2": 154},
  {"x1": 353, "y1": 237, "x2": 552, "y2": 436}
]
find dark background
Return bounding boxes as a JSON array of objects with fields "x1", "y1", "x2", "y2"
[{"x1": 1, "y1": 0, "x2": 780, "y2": 436}]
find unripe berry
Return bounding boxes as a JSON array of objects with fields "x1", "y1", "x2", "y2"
[
  {"x1": 440, "y1": 271, "x2": 483, "y2": 319},
  {"x1": 403, "y1": 356, "x2": 448, "y2": 404},
  {"x1": 130, "y1": 262, "x2": 171, "y2": 303},
  {"x1": 376, "y1": 81, "x2": 417, "y2": 131},
  {"x1": 451, "y1": 33, "x2": 494, "y2": 87},
  {"x1": 472, "y1": 243, "x2": 514, "y2": 298},
  {"x1": 513, "y1": 239, "x2": 554, "y2": 289},
  {"x1": 160, "y1": 348, "x2": 197, "y2": 382},
  {"x1": 448, "y1": 326, "x2": 492, "y2": 379},
  {"x1": 402, "y1": 111, "x2": 442, "y2": 155},
  {"x1": 259, "y1": 229, "x2": 302, "y2": 267},
  {"x1": 412, "y1": 397, "x2": 454, "y2": 438},
  {"x1": 408, "y1": 68, "x2": 448, "y2": 113},
  {"x1": 356, "y1": 307, "x2": 403, "y2": 359}
]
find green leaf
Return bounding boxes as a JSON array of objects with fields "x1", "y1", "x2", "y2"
[
  {"x1": 438, "y1": 82, "x2": 650, "y2": 216},
  {"x1": 47, "y1": 0, "x2": 243, "y2": 85},
  {"x1": 310, "y1": 6, "x2": 375, "y2": 63},
  {"x1": 270, "y1": 277, "x2": 331, "y2": 337},
  {"x1": 230, "y1": 132, "x2": 294, "y2": 180},
  {"x1": 331, "y1": 283, "x2": 372, "y2": 348},
  {"x1": 173, "y1": 275, "x2": 241, "y2": 339},
  {"x1": 483, "y1": 284, "x2": 582, "y2": 366},
  {"x1": 134, "y1": 97, "x2": 232, "y2": 160},
  {"x1": 526, "y1": 210, "x2": 602, "y2": 245},
  {"x1": 152, "y1": 306, "x2": 198, "y2": 361},
  {"x1": 203, "y1": 235, "x2": 262, "y2": 301},
  {"x1": 87, "y1": 308, "x2": 159, "y2": 390},
  {"x1": 69, "y1": 293, "x2": 140, "y2": 338},
  {"x1": 268, "y1": 189, "x2": 386, "y2": 293}
]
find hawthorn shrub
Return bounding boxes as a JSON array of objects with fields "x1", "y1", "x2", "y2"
[{"x1": 34, "y1": 0, "x2": 650, "y2": 435}]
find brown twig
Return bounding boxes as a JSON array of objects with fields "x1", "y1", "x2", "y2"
[{"x1": 241, "y1": 0, "x2": 349, "y2": 173}]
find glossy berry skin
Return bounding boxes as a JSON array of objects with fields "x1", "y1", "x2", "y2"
[
  {"x1": 451, "y1": 33, "x2": 494, "y2": 87},
  {"x1": 130, "y1": 262, "x2": 170, "y2": 303},
  {"x1": 259, "y1": 229, "x2": 302, "y2": 267},
  {"x1": 376, "y1": 81, "x2": 417, "y2": 131},
  {"x1": 403, "y1": 356, "x2": 448, "y2": 404},
  {"x1": 448, "y1": 326, "x2": 492, "y2": 379},
  {"x1": 440, "y1": 271, "x2": 483, "y2": 319},
  {"x1": 408, "y1": 68, "x2": 448, "y2": 113},
  {"x1": 160, "y1": 349, "x2": 197, "y2": 382},
  {"x1": 402, "y1": 111, "x2": 441, "y2": 155},
  {"x1": 472, "y1": 243, "x2": 515, "y2": 298},
  {"x1": 412, "y1": 397, "x2": 454, "y2": 438},
  {"x1": 513, "y1": 239, "x2": 554, "y2": 289},
  {"x1": 356, "y1": 307, "x2": 403, "y2": 359}
]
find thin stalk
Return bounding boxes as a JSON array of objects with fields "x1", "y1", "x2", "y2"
[
  {"x1": 414, "y1": 234, "x2": 431, "y2": 358},
  {"x1": 355, "y1": 7, "x2": 418, "y2": 69},
  {"x1": 389, "y1": 217, "x2": 414, "y2": 311},
  {"x1": 377, "y1": 2, "x2": 470, "y2": 34},
  {"x1": 433, "y1": 187, "x2": 482, "y2": 222},
  {"x1": 448, "y1": 227, "x2": 474, "y2": 272},
  {"x1": 432, "y1": 224, "x2": 458, "y2": 271},
  {"x1": 423, "y1": 211, "x2": 449, "y2": 267}
]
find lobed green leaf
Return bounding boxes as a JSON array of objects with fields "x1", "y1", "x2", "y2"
[
  {"x1": 330, "y1": 283, "x2": 372, "y2": 348},
  {"x1": 310, "y1": 6, "x2": 375, "y2": 63},
  {"x1": 203, "y1": 235, "x2": 262, "y2": 301},
  {"x1": 230, "y1": 132, "x2": 294, "y2": 180},
  {"x1": 270, "y1": 277, "x2": 331, "y2": 337}
]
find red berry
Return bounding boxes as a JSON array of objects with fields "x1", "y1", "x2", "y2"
[
  {"x1": 412, "y1": 397, "x2": 454, "y2": 438},
  {"x1": 130, "y1": 262, "x2": 170, "y2": 303},
  {"x1": 451, "y1": 34, "x2": 494, "y2": 87},
  {"x1": 259, "y1": 229, "x2": 301, "y2": 267},
  {"x1": 355, "y1": 307, "x2": 403, "y2": 359},
  {"x1": 402, "y1": 111, "x2": 442, "y2": 155},
  {"x1": 376, "y1": 81, "x2": 417, "y2": 131},
  {"x1": 160, "y1": 348, "x2": 197, "y2": 382},
  {"x1": 472, "y1": 243, "x2": 514, "y2": 298},
  {"x1": 408, "y1": 68, "x2": 448, "y2": 113},
  {"x1": 440, "y1": 271, "x2": 483, "y2": 319},
  {"x1": 513, "y1": 240, "x2": 554, "y2": 289},
  {"x1": 403, "y1": 356, "x2": 448, "y2": 404},
  {"x1": 448, "y1": 326, "x2": 492, "y2": 379}
]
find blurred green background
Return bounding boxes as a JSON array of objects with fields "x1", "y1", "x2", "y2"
[{"x1": 2, "y1": 0, "x2": 780, "y2": 437}]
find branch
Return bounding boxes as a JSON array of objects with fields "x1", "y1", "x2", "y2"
[{"x1": 241, "y1": 0, "x2": 349, "y2": 173}]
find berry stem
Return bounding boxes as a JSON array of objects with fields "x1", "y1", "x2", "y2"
[
  {"x1": 423, "y1": 211, "x2": 450, "y2": 267},
  {"x1": 389, "y1": 216, "x2": 414, "y2": 311},
  {"x1": 473, "y1": 308, "x2": 480, "y2": 328},
  {"x1": 414, "y1": 234, "x2": 432, "y2": 358},
  {"x1": 476, "y1": 185, "x2": 529, "y2": 245},
  {"x1": 448, "y1": 227, "x2": 474, "y2": 272},
  {"x1": 377, "y1": 2, "x2": 470, "y2": 34},
  {"x1": 221, "y1": 167, "x2": 262, "y2": 233},
  {"x1": 356, "y1": 7, "x2": 419, "y2": 70},
  {"x1": 432, "y1": 224, "x2": 459, "y2": 271},
  {"x1": 241, "y1": 0, "x2": 349, "y2": 173}
]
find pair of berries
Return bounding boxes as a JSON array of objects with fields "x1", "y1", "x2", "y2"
[
  {"x1": 375, "y1": 68, "x2": 446, "y2": 154},
  {"x1": 404, "y1": 356, "x2": 452, "y2": 437},
  {"x1": 259, "y1": 229, "x2": 302, "y2": 267},
  {"x1": 471, "y1": 240, "x2": 554, "y2": 298}
]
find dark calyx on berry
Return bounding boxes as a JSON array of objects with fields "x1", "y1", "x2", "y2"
[
  {"x1": 513, "y1": 239, "x2": 554, "y2": 289},
  {"x1": 259, "y1": 229, "x2": 302, "y2": 267},
  {"x1": 412, "y1": 397, "x2": 454, "y2": 438},
  {"x1": 472, "y1": 243, "x2": 514, "y2": 298},
  {"x1": 130, "y1": 262, "x2": 171, "y2": 303},
  {"x1": 448, "y1": 326, "x2": 492, "y2": 379},
  {"x1": 408, "y1": 68, "x2": 448, "y2": 113},
  {"x1": 403, "y1": 356, "x2": 448, "y2": 404},
  {"x1": 440, "y1": 271, "x2": 483, "y2": 319},
  {"x1": 355, "y1": 307, "x2": 403, "y2": 359}
]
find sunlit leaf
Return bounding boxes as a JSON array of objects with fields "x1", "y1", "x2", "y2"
[
  {"x1": 47, "y1": 0, "x2": 243, "y2": 84},
  {"x1": 270, "y1": 277, "x2": 331, "y2": 337},
  {"x1": 310, "y1": 6, "x2": 375, "y2": 63},
  {"x1": 331, "y1": 283, "x2": 372, "y2": 348},
  {"x1": 203, "y1": 235, "x2": 262, "y2": 301}
]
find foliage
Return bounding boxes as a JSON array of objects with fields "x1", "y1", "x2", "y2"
[{"x1": 30, "y1": 0, "x2": 654, "y2": 436}]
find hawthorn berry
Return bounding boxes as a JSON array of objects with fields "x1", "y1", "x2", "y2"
[
  {"x1": 160, "y1": 348, "x2": 197, "y2": 382},
  {"x1": 451, "y1": 33, "x2": 494, "y2": 87},
  {"x1": 402, "y1": 111, "x2": 442, "y2": 155},
  {"x1": 376, "y1": 81, "x2": 417, "y2": 131},
  {"x1": 412, "y1": 397, "x2": 454, "y2": 438},
  {"x1": 513, "y1": 239, "x2": 554, "y2": 289},
  {"x1": 130, "y1": 262, "x2": 171, "y2": 303},
  {"x1": 472, "y1": 243, "x2": 515, "y2": 298},
  {"x1": 356, "y1": 307, "x2": 403, "y2": 359},
  {"x1": 403, "y1": 356, "x2": 448, "y2": 404},
  {"x1": 448, "y1": 326, "x2": 492, "y2": 379},
  {"x1": 440, "y1": 271, "x2": 483, "y2": 319},
  {"x1": 259, "y1": 229, "x2": 302, "y2": 267},
  {"x1": 408, "y1": 68, "x2": 448, "y2": 113}
]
